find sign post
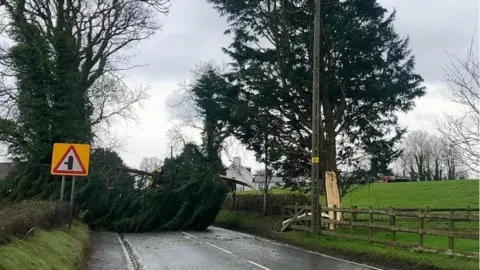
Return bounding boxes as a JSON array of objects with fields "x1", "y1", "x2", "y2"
[
  {"x1": 51, "y1": 143, "x2": 90, "y2": 229},
  {"x1": 69, "y1": 176, "x2": 76, "y2": 229},
  {"x1": 60, "y1": 176, "x2": 66, "y2": 201}
]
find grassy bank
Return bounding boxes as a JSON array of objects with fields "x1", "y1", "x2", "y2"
[
  {"x1": 0, "y1": 200, "x2": 70, "y2": 244},
  {"x1": 0, "y1": 221, "x2": 91, "y2": 270},
  {"x1": 215, "y1": 210, "x2": 479, "y2": 270}
]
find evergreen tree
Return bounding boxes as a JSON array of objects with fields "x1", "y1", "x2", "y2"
[
  {"x1": 189, "y1": 66, "x2": 238, "y2": 168},
  {"x1": 207, "y1": 0, "x2": 425, "y2": 186}
]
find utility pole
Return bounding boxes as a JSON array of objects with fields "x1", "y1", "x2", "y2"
[{"x1": 311, "y1": 0, "x2": 322, "y2": 234}]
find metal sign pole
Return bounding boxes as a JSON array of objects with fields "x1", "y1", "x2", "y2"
[
  {"x1": 69, "y1": 176, "x2": 76, "y2": 229},
  {"x1": 60, "y1": 175, "x2": 66, "y2": 202}
]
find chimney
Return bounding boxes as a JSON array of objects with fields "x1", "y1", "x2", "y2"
[{"x1": 233, "y1": 157, "x2": 241, "y2": 166}]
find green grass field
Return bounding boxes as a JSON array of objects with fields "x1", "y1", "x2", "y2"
[
  {"x1": 238, "y1": 180, "x2": 480, "y2": 208},
  {"x1": 342, "y1": 180, "x2": 479, "y2": 208}
]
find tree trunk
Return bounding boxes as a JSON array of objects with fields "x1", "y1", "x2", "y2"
[
  {"x1": 263, "y1": 133, "x2": 269, "y2": 215},
  {"x1": 230, "y1": 182, "x2": 237, "y2": 211},
  {"x1": 322, "y1": 84, "x2": 342, "y2": 228}
]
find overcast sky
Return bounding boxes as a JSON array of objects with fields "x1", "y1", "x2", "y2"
[
  {"x1": 2, "y1": 0, "x2": 477, "y2": 171},
  {"x1": 110, "y1": 0, "x2": 479, "y2": 170}
]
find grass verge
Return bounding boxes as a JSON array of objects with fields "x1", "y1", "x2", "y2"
[
  {"x1": 0, "y1": 221, "x2": 91, "y2": 270},
  {"x1": 215, "y1": 210, "x2": 479, "y2": 270}
]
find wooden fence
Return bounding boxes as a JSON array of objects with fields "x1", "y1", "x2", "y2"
[{"x1": 282, "y1": 204, "x2": 479, "y2": 258}]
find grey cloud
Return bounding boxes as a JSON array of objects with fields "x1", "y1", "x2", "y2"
[
  {"x1": 130, "y1": 0, "x2": 479, "y2": 88},
  {"x1": 128, "y1": 0, "x2": 231, "y2": 81},
  {"x1": 378, "y1": 0, "x2": 479, "y2": 96}
]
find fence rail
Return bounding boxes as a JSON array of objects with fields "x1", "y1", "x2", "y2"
[{"x1": 282, "y1": 204, "x2": 479, "y2": 258}]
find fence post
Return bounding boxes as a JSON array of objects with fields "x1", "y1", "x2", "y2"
[
  {"x1": 448, "y1": 210, "x2": 455, "y2": 254},
  {"x1": 331, "y1": 205, "x2": 337, "y2": 230},
  {"x1": 349, "y1": 207, "x2": 354, "y2": 234},
  {"x1": 389, "y1": 207, "x2": 396, "y2": 244},
  {"x1": 295, "y1": 202, "x2": 298, "y2": 215},
  {"x1": 368, "y1": 206, "x2": 373, "y2": 241},
  {"x1": 318, "y1": 203, "x2": 322, "y2": 234},
  {"x1": 304, "y1": 203, "x2": 308, "y2": 228},
  {"x1": 418, "y1": 208, "x2": 424, "y2": 248},
  {"x1": 467, "y1": 205, "x2": 471, "y2": 232},
  {"x1": 350, "y1": 205, "x2": 358, "y2": 235}
]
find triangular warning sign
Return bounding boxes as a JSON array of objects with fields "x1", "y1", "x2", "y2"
[{"x1": 52, "y1": 146, "x2": 87, "y2": 175}]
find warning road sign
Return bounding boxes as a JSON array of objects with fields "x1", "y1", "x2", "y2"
[{"x1": 51, "y1": 143, "x2": 90, "y2": 176}]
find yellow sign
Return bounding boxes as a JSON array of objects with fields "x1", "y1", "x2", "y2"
[
  {"x1": 312, "y1": 156, "x2": 320, "y2": 164},
  {"x1": 51, "y1": 143, "x2": 90, "y2": 176}
]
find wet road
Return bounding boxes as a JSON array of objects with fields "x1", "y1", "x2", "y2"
[{"x1": 87, "y1": 227, "x2": 381, "y2": 270}]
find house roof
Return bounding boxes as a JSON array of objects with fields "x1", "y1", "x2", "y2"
[
  {"x1": 0, "y1": 162, "x2": 13, "y2": 181},
  {"x1": 216, "y1": 174, "x2": 254, "y2": 188}
]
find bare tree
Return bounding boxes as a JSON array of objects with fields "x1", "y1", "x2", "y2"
[
  {"x1": 428, "y1": 136, "x2": 445, "y2": 180},
  {"x1": 442, "y1": 137, "x2": 461, "y2": 180},
  {"x1": 139, "y1": 157, "x2": 163, "y2": 172},
  {"x1": 0, "y1": 0, "x2": 170, "y2": 141},
  {"x1": 399, "y1": 130, "x2": 467, "y2": 180},
  {"x1": 393, "y1": 151, "x2": 411, "y2": 177},
  {"x1": 438, "y1": 33, "x2": 480, "y2": 173},
  {"x1": 403, "y1": 130, "x2": 432, "y2": 181}
]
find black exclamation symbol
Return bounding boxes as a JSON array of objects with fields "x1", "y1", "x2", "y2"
[{"x1": 64, "y1": 156, "x2": 74, "y2": 170}]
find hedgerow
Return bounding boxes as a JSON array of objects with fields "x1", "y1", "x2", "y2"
[
  {"x1": 0, "y1": 200, "x2": 69, "y2": 244},
  {"x1": 223, "y1": 193, "x2": 310, "y2": 215}
]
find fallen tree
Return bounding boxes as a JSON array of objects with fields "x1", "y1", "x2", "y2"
[{"x1": 82, "y1": 143, "x2": 229, "y2": 232}]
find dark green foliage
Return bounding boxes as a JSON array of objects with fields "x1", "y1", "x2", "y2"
[
  {"x1": 189, "y1": 65, "x2": 239, "y2": 168},
  {"x1": 75, "y1": 149, "x2": 135, "y2": 228},
  {"x1": 206, "y1": 0, "x2": 425, "y2": 182},
  {"x1": 100, "y1": 176, "x2": 227, "y2": 232},
  {"x1": 223, "y1": 193, "x2": 310, "y2": 216},
  {"x1": 85, "y1": 143, "x2": 229, "y2": 232}
]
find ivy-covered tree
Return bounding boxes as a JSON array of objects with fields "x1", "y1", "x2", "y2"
[
  {"x1": 207, "y1": 0, "x2": 425, "y2": 189},
  {"x1": 0, "y1": 0, "x2": 170, "y2": 199}
]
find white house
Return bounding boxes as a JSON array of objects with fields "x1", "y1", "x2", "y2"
[{"x1": 226, "y1": 157, "x2": 291, "y2": 191}]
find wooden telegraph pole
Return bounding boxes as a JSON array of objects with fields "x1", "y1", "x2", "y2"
[{"x1": 311, "y1": 0, "x2": 322, "y2": 234}]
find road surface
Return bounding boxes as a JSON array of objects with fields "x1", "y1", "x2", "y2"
[{"x1": 87, "y1": 227, "x2": 381, "y2": 270}]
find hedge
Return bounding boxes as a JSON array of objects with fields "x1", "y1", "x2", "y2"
[
  {"x1": 223, "y1": 193, "x2": 310, "y2": 215},
  {"x1": 0, "y1": 200, "x2": 69, "y2": 244}
]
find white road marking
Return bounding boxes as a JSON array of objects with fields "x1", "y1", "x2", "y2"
[
  {"x1": 248, "y1": 260, "x2": 271, "y2": 270},
  {"x1": 211, "y1": 226, "x2": 383, "y2": 270},
  {"x1": 116, "y1": 234, "x2": 135, "y2": 270},
  {"x1": 123, "y1": 237, "x2": 148, "y2": 270},
  {"x1": 182, "y1": 232, "x2": 197, "y2": 239},
  {"x1": 182, "y1": 231, "x2": 273, "y2": 269},
  {"x1": 206, "y1": 241, "x2": 233, "y2": 254}
]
